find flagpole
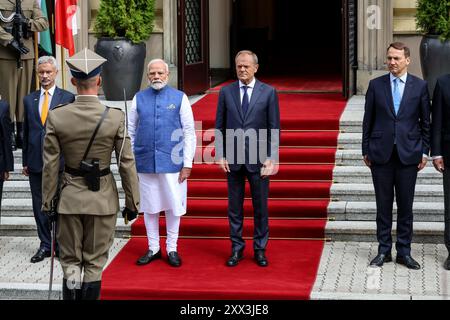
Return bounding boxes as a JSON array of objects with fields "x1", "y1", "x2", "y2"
[
  {"x1": 60, "y1": 46, "x2": 66, "y2": 90},
  {"x1": 34, "y1": 32, "x2": 39, "y2": 90}
]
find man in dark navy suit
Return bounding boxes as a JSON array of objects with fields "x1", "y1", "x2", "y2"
[
  {"x1": 22, "y1": 56, "x2": 75, "y2": 263},
  {"x1": 0, "y1": 98, "x2": 14, "y2": 219},
  {"x1": 362, "y1": 42, "x2": 430, "y2": 270},
  {"x1": 215, "y1": 50, "x2": 280, "y2": 267},
  {"x1": 431, "y1": 74, "x2": 450, "y2": 270}
]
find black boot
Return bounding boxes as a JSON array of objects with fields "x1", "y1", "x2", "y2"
[
  {"x1": 62, "y1": 278, "x2": 82, "y2": 300},
  {"x1": 81, "y1": 281, "x2": 101, "y2": 300},
  {"x1": 15, "y1": 122, "x2": 23, "y2": 149},
  {"x1": 10, "y1": 121, "x2": 16, "y2": 151}
]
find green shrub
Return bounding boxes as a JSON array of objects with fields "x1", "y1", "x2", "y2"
[
  {"x1": 416, "y1": 0, "x2": 450, "y2": 41},
  {"x1": 94, "y1": 0, "x2": 155, "y2": 44}
]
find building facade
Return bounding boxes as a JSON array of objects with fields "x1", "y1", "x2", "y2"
[{"x1": 58, "y1": 0, "x2": 422, "y2": 98}]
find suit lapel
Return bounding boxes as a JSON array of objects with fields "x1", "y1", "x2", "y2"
[
  {"x1": 397, "y1": 75, "x2": 413, "y2": 117},
  {"x1": 383, "y1": 75, "x2": 396, "y2": 117},
  {"x1": 31, "y1": 90, "x2": 43, "y2": 127},
  {"x1": 245, "y1": 80, "x2": 263, "y2": 120},
  {"x1": 231, "y1": 81, "x2": 244, "y2": 121},
  {"x1": 50, "y1": 87, "x2": 61, "y2": 110}
]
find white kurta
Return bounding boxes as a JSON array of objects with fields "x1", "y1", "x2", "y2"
[{"x1": 128, "y1": 91, "x2": 196, "y2": 217}]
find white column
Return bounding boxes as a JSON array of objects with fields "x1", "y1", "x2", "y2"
[
  {"x1": 164, "y1": 0, "x2": 178, "y2": 87},
  {"x1": 357, "y1": 0, "x2": 393, "y2": 94}
]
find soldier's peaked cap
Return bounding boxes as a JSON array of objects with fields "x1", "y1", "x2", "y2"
[{"x1": 66, "y1": 48, "x2": 107, "y2": 80}]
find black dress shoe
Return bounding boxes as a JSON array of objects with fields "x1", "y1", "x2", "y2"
[
  {"x1": 62, "y1": 278, "x2": 82, "y2": 300},
  {"x1": 30, "y1": 249, "x2": 51, "y2": 263},
  {"x1": 396, "y1": 255, "x2": 421, "y2": 270},
  {"x1": 81, "y1": 281, "x2": 102, "y2": 300},
  {"x1": 369, "y1": 253, "x2": 392, "y2": 267},
  {"x1": 254, "y1": 250, "x2": 268, "y2": 267},
  {"x1": 226, "y1": 250, "x2": 243, "y2": 267},
  {"x1": 136, "y1": 250, "x2": 161, "y2": 265},
  {"x1": 167, "y1": 251, "x2": 182, "y2": 267},
  {"x1": 444, "y1": 256, "x2": 450, "y2": 270}
]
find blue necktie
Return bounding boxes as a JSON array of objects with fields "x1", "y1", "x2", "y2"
[
  {"x1": 241, "y1": 86, "x2": 249, "y2": 115},
  {"x1": 393, "y1": 78, "x2": 401, "y2": 115}
]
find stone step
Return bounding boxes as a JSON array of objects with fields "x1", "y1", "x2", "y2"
[
  {"x1": 337, "y1": 132, "x2": 363, "y2": 149},
  {"x1": 0, "y1": 217, "x2": 131, "y2": 238},
  {"x1": 325, "y1": 221, "x2": 443, "y2": 243},
  {"x1": 337, "y1": 133, "x2": 432, "y2": 150},
  {"x1": 335, "y1": 149, "x2": 368, "y2": 166},
  {"x1": 8, "y1": 164, "x2": 123, "y2": 181},
  {"x1": 333, "y1": 166, "x2": 443, "y2": 184},
  {"x1": 1, "y1": 198, "x2": 444, "y2": 222},
  {"x1": 328, "y1": 201, "x2": 445, "y2": 222},
  {"x1": 335, "y1": 149, "x2": 436, "y2": 166},
  {"x1": 10, "y1": 162, "x2": 442, "y2": 184},
  {"x1": 13, "y1": 151, "x2": 119, "y2": 165},
  {"x1": 338, "y1": 95, "x2": 364, "y2": 133},
  {"x1": 1, "y1": 181, "x2": 128, "y2": 199},
  {"x1": 3, "y1": 181, "x2": 443, "y2": 201},
  {"x1": 0, "y1": 198, "x2": 127, "y2": 217},
  {"x1": 331, "y1": 183, "x2": 443, "y2": 202}
]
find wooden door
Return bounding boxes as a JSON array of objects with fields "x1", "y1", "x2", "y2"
[{"x1": 178, "y1": 0, "x2": 210, "y2": 95}]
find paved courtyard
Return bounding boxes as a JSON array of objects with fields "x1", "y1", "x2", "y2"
[
  {"x1": 312, "y1": 241, "x2": 450, "y2": 300},
  {"x1": 0, "y1": 236, "x2": 449, "y2": 300}
]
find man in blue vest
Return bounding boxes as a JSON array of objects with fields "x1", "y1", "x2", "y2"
[{"x1": 129, "y1": 59, "x2": 196, "y2": 267}]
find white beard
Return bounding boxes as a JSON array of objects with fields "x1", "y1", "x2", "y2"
[{"x1": 150, "y1": 80, "x2": 167, "y2": 90}]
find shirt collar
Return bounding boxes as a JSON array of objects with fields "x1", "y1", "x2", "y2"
[
  {"x1": 41, "y1": 85, "x2": 56, "y2": 96},
  {"x1": 239, "y1": 78, "x2": 256, "y2": 89},
  {"x1": 390, "y1": 72, "x2": 407, "y2": 84}
]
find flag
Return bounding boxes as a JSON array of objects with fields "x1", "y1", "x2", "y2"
[
  {"x1": 55, "y1": 0, "x2": 78, "y2": 56},
  {"x1": 38, "y1": 0, "x2": 52, "y2": 55}
]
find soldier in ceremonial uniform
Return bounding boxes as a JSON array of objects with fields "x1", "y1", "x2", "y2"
[
  {"x1": 41, "y1": 48, "x2": 140, "y2": 300},
  {"x1": 0, "y1": 0, "x2": 49, "y2": 149}
]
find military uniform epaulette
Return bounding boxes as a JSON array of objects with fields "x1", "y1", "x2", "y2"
[{"x1": 53, "y1": 103, "x2": 70, "y2": 109}]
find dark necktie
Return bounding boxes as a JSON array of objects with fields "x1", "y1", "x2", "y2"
[{"x1": 241, "y1": 85, "x2": 249, "y2": 115}]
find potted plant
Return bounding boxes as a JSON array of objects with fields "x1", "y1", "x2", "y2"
[
  {"x1": 93, "y1": 0, "x2": 155, "y2": 100},
  {"x1": 416, "y1": 0, "x2": 450, "y2": 95}
]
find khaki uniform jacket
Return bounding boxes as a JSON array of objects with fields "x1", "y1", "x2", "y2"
[
  {"x1": 41, "y1": 96, "x2": 140, "y2": 215},
  {"x1": 0, "y1": 0, "x2": 48, "y2": 60}
]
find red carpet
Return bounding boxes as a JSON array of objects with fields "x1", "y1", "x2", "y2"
[
  {"x1": 208, "y1": 74, "x2": 342, "y2": 93},
  {"x1": 101, "y1": 238, "x2": 324, "y2": 300},
  {"x1": 101, "y1": 80, "x2": 346, "y2": 300},
  {"x1": 194, "y1": 93, "x2": 345, "y2": 129}
]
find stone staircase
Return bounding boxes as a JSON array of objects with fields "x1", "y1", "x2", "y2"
[
  {"x1": 0, "y1": 95, "x2": 445, "y2": 243},
  {"x1": 0, "y1": 96, "x2": 208, "y2": 240},
  {"x1": 0, "y1": 152, "x2": 131, "y2": 238},
  {"x1": 326, "y1": 96, "x2": 445, "y2": 243}
]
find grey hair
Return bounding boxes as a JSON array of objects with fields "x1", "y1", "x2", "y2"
[
  {"x1": 37, "y1": 56, "x2": 58, "y2": 69},
  {"x1": 235, "y1": 50, "x2": 258, "y2": 65},
  {"x1": 147, "y1": 58, "x2": 169, "y2": 73}
]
